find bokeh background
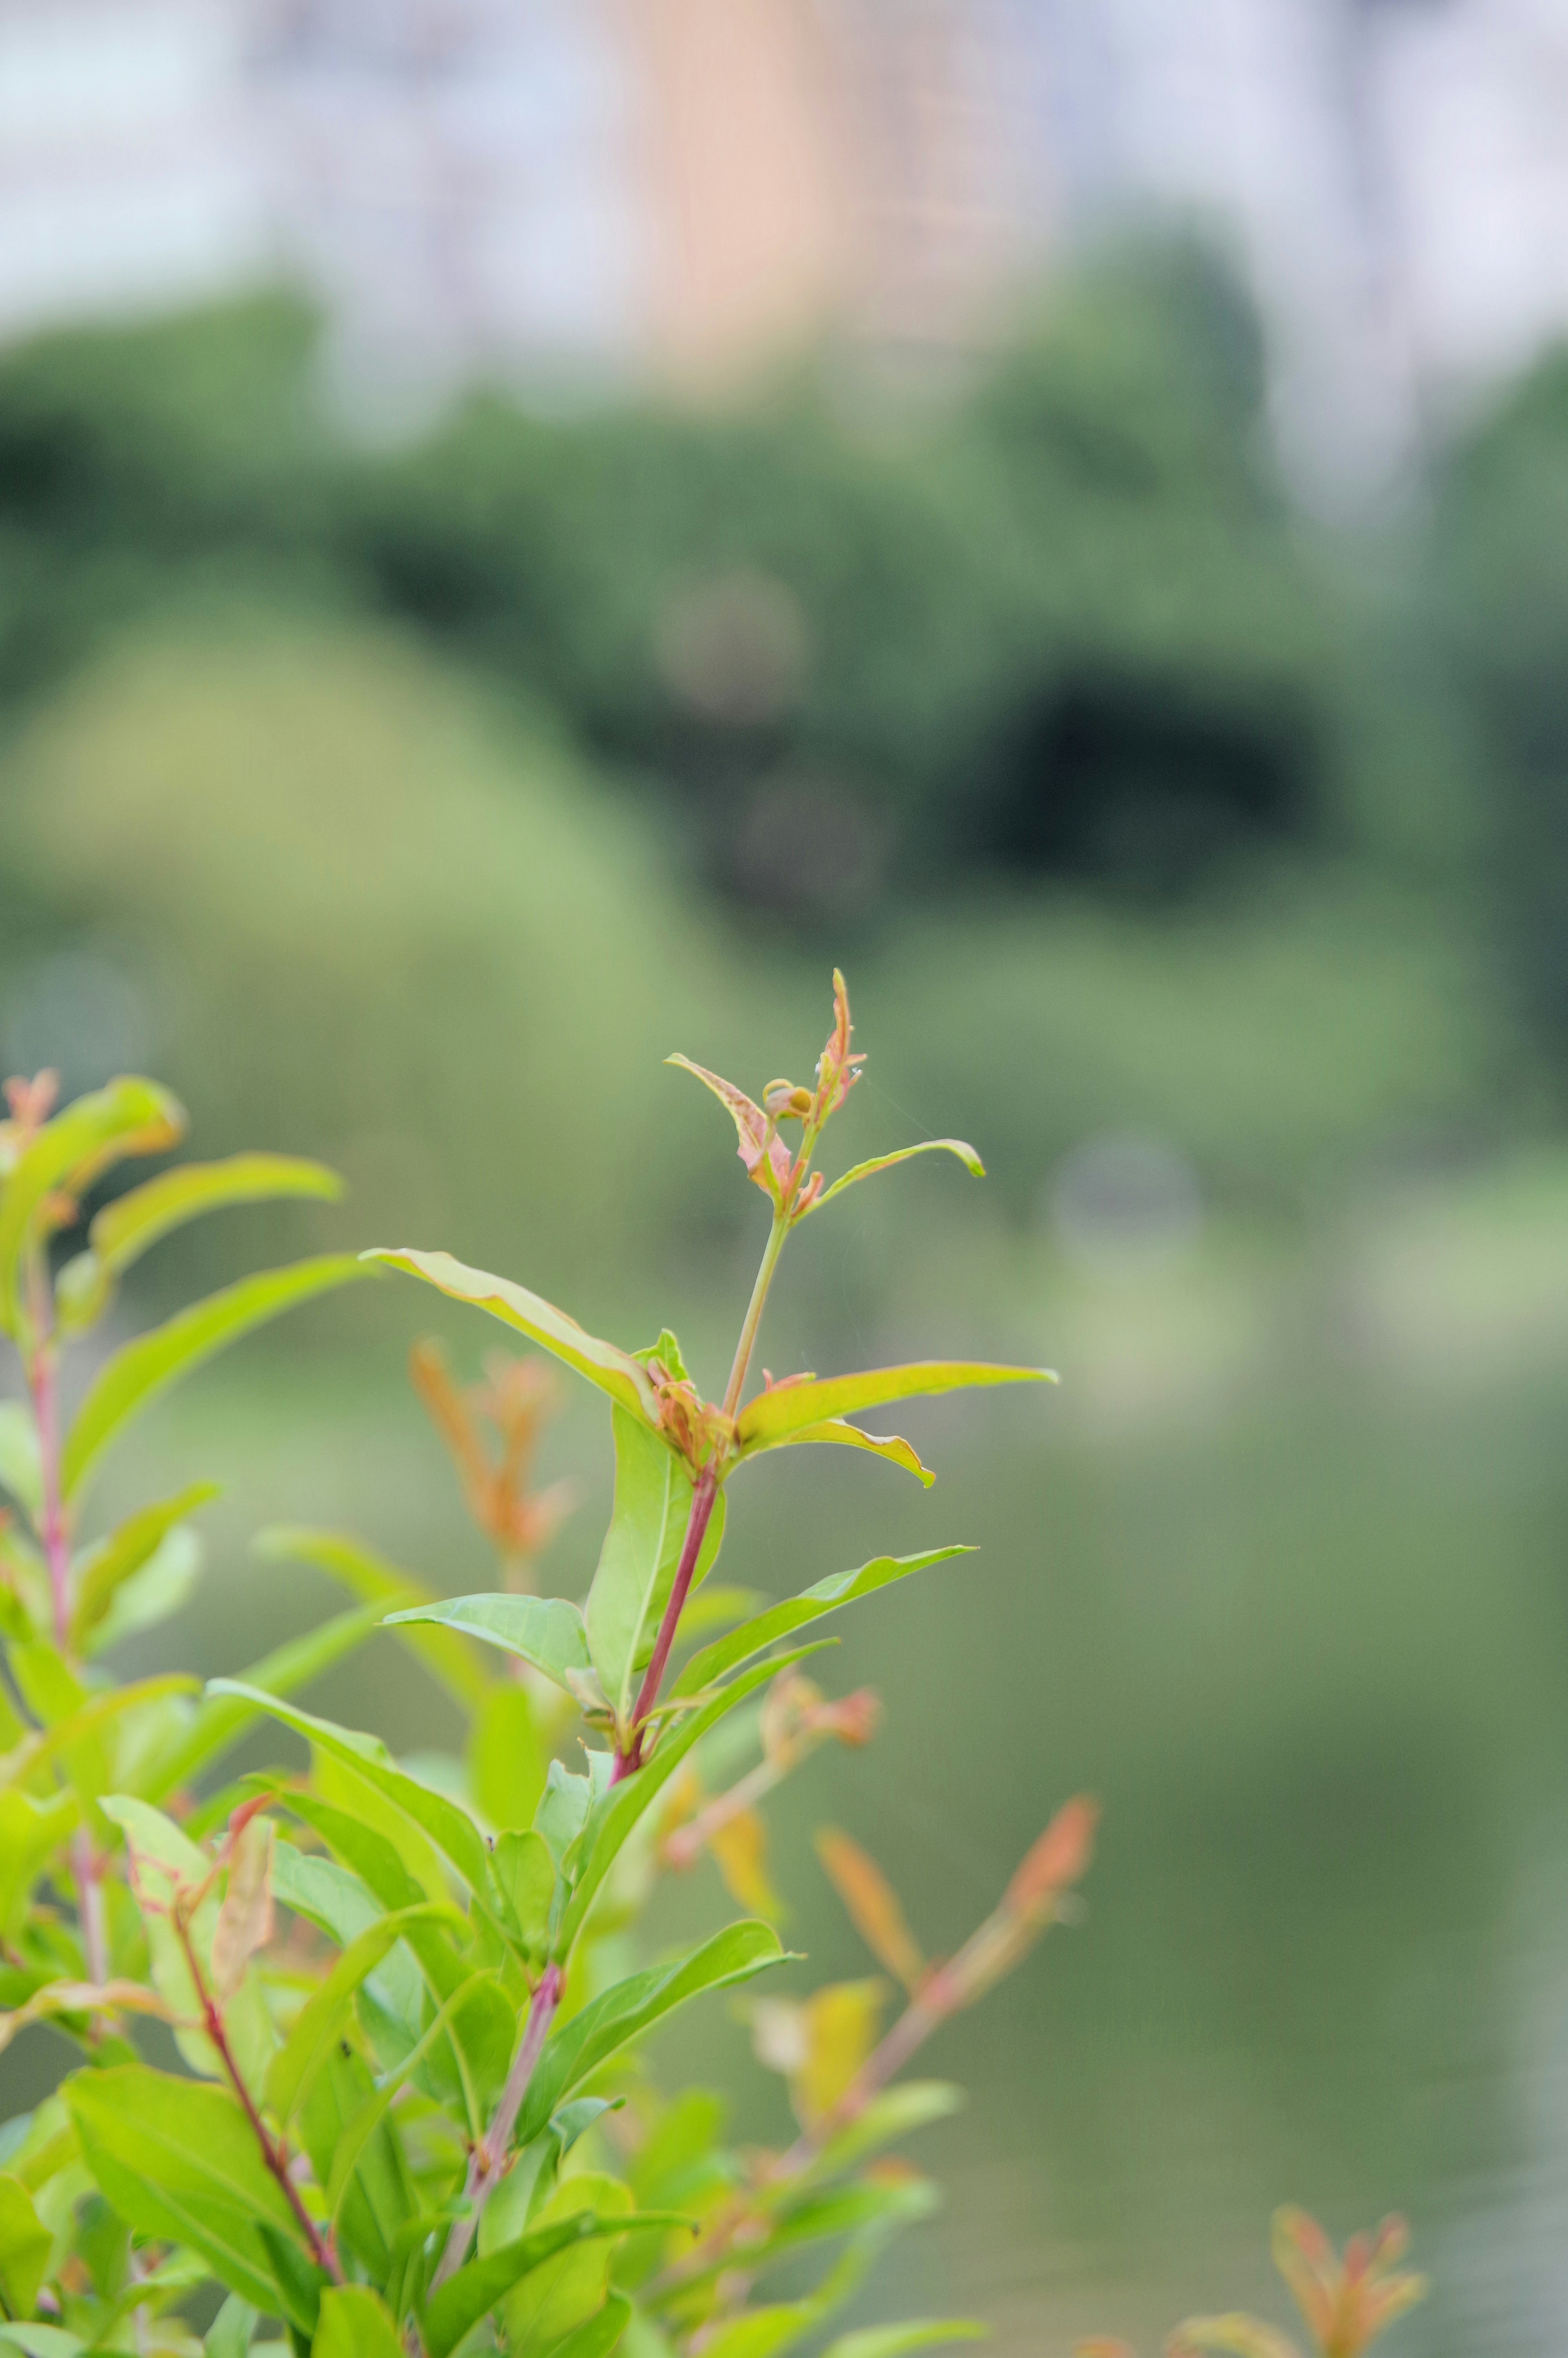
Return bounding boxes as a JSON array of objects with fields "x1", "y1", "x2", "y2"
[{"x1": 6, "y1": 4, "x2": 1568, "y2": 2353}]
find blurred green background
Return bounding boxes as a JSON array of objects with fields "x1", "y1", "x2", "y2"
[{"x1": 4, "y1": 247, "x2": 1568, "y2": 2358}]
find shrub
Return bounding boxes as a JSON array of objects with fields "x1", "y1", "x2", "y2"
[{"x1": 0, "y1": 979, "x2": 1423, "y2": 2358}]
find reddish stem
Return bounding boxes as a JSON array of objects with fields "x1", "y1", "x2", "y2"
[
  {"x1": 27, "y1": 1323, "x2": 71, "y2": 1649},
  {"x1": 611, "y1": 1465, "x2": 719, "y2": 1783},
  {"x1": 175, "y1": 1915, "x2": 341, "y2": 2282},
  {"x1": 432, "y1": 1960, "x2": 564, "y2": 2288}
]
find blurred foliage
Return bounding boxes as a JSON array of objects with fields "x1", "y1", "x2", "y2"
[
  {"x1": 0, "y1": 236, "x2": 1550, "y2": 1295},
  {"x1": 1432, "y1": 345, "x2": 1568, "y2": 1053},
  {"x1": 0, "y1": 245, "x2": 1430, "y2": 915}
]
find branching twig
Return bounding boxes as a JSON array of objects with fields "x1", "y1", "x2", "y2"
[
  {"x1": 172, "y1": 1913, "x2": 341, "y2": 2283},
  {"x1": 431, "y1": 1960, "x2": 564, "y2": 2289}
]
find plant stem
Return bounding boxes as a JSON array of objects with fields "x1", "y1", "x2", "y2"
[
  {"x1": 24, "y1": 1262, "x2": 110, "y2": 1981},
  {"x1": 432, "y1": 1960, "x2": 564, "y2": 2289},
  {"x1": 25, "y1": 1276, "x2": 72, "y2": 1649},
  {"x1": 175, "y1": 1914, "x2": 341, "y2": 2282},
  {"x1": 614, "y1": 1463, "x2": 717, "y2": 1781},
  {"x1": 611, "y1": 1209, "x2": 795, "y2": 1784},
  {"x1": 72, "y1": 1829, "x2": 107, "y2": 1984},
  {"x1": 722, "y1": 1210, "x2": 789, "y2": 1420}
]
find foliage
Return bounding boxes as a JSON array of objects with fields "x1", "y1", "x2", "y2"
[
  {"x1": 0, "y1": 977, "x2": 1425, "y2": 2358},
  {"x1": 0, "y1": 252, "x2": 1354, "y2": 913}
]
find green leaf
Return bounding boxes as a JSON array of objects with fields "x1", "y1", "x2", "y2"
[
  {"x1": 521, "y1": 1922, "x2": 786, "y2": 2145},
  {"x1": 80, "y1": 1526, "x2": 204, "y2": 1659},
  {"x1": 363, "y1": 1249, "x2": 659, "y2": 1425},
  {"x1": 70, "y1": 1484, "x2": 218, "y2": 1652},
  {"x1": 469, "y1": 1682, "x2": 547, "y2": 1834},
  {"x1": 586, "y1": 1412, "x2": 726, "y2": 1728},
  {"x1": 424, "y1": 2212, "x2": 656, "y2": 2358},
  {"x1": 0, "y1": 1078, "x2": 183, "y2": 1338},
  {"x1": 492, "y1": 1830, "x2": 555, "y2": 1955},
  {"x1": 739, "y1": 1421, "x2": 935, "y2": 1486},
  {"x1": 91, "y1": 1153, "x2": 342, "y2": 1282},
  {"x1": 0, "y1": 1405, "x2": 41, "y2": 1524},
  {"x1": 324, "y1": 1971, "x2": 500, "y2": 2221},
  {"x1": 548, "y1": 2293, "x2": 633, "y2": 2358},
  {"x1": 819, "y1": 2326, "x2": 986, "y2": 2358},
  {"x1": 0, "y1": 2325, "x2": 83, "y2": 2358},
  {"x1": 205, "y1": 1685, "x2": 499, "y2": 1924},
  {"x1": 65, "y1": 2064, "x2": 304, "y2": 2312},
  {"x1": 556, "y1": 1645, "x2": 829, "y2": 1958},
  {"x1": 0, "y1": 1792, "x2": 77, "y2": 1940},
  {"x1": 206, "y1": 2293, "x2": 258, "y2": 2358},
  {"x1": 256, "y1": 1530, "x2": 489, "y2": 1713},
  {"x1": 299, "y1": 2048, "x2": 415, "y2": 2284},
  {"x1": 803, "y1": 1140, "x2": 984, "y2": 1217},
  {"x1": 696, "y1": 2303, "x2": 817, "y2": 2358},
  {"x1": 62, "y1": 1256, "x2": 377, "y2": 1502},
  {"x1": 673, "y1": 1548, "x2": 969, "y2": 1699},
  {"x1": 383, "y1": 1593, "x2": 591, "y2": 1697},
  {"x1": 312, "y1": 2285, "x2": 405, "y2": 2358},
  {"x1": 265, "y1": 1904, "x2": 457, "y2": 2124},
  {"x1": 0, "y1": 1675, "x2": 200, "y2": 1795},
  {"x1": 137, "y1": 1608, "x2": 384, "y2": 1801},
  {"x1": 737, "y1": 1365, "x2": 1054, "y2": 1455},
  {"x1": 784, "y1": 2084, "x2": 964, "y2": 2194},
  {"x1": 0, "y1": 2171, "x2": 51, "y2": 2318}
]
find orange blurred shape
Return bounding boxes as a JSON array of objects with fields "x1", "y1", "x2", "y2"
[
  {"x1": 815, "y1": 1825, "x2": 928, "y2": 1995},
  {"x1": 1004, "y1": 1795, "x2": 1100, "y2": 1922}
]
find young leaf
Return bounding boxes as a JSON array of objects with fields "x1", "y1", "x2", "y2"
[
  {"x1": 814, "y1": 1830, "x2": 928, "y2": 1996},
  {"x1": 673, "y1": 1548, "x2": 969, "y2": 1698},
  {"x1": 0, "y1": 2172, "x2": 51, "y2": 2319},
  {"x1": 312, "y1": 2286, "x2": 405, "y2": 2358},
  {"x1": 586, "y1": 1410, "x2": 727, "y2": 1726},
  {"x1": 556, "y1": 1644, "x2": 831, "y2": 1956},
  {"x1": 0, "y1": 1078, "x2": 183, "y2": 1338},
  {"x1": 741, "y1": 1421, "x2": 935, "y2": 1487},
  {"x1": 665, "y1": 1058, "x2": 792, "y2": 1198},
  {"x1": 203, "y1": 1685, "x2": 498, "y2": 1922},
  {"x1": 801, "y1": 1141, "x2": 984, "y2": 1220},
  {"x1": 735, "y1": 1365, "x2": 1055, "y2": 1456},
  {"x1": 62, "y1": 1257, "x2": 377, "y2": 1502},
  {"x1": 362, "y1": 1249, "x2": 659, "y2": 1425},
  {"x1": 65, "y1": 2065, "x2": 304, "y2": 2311},
  {"x1": 70, "y1": 1484, "x2": 218, "y2": 1653},
  {"x1": 521, "y1": 1922, "x2": 787, "y2": 2144},
  {"x1": 256, "y1": 1528, "x2": 489, "y2": 1712},
  {"x1": 383, "y1": 1593, "x2": 592, "y2": 1697},
  {"x1": 212, "y1": 1815, "x2": 274, "y2": 1999}
]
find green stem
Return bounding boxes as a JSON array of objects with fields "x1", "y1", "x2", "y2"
[{"x1": 722, "y1": 1209, "x2": 789, "y2": 1420}]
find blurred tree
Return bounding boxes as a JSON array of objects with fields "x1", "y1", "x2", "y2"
[{"x1": 1433, "y1": 344, "x2": 1568, "y2": 1053}]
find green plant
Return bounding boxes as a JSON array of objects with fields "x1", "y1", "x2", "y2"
[{"x1": 0, "y1": 982, "x2": 1425, "y2": 2358}]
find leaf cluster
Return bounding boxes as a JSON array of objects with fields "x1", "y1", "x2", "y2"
[{"x1": 0, "y1": 982, "x2": 1424, "y2": 2358}]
